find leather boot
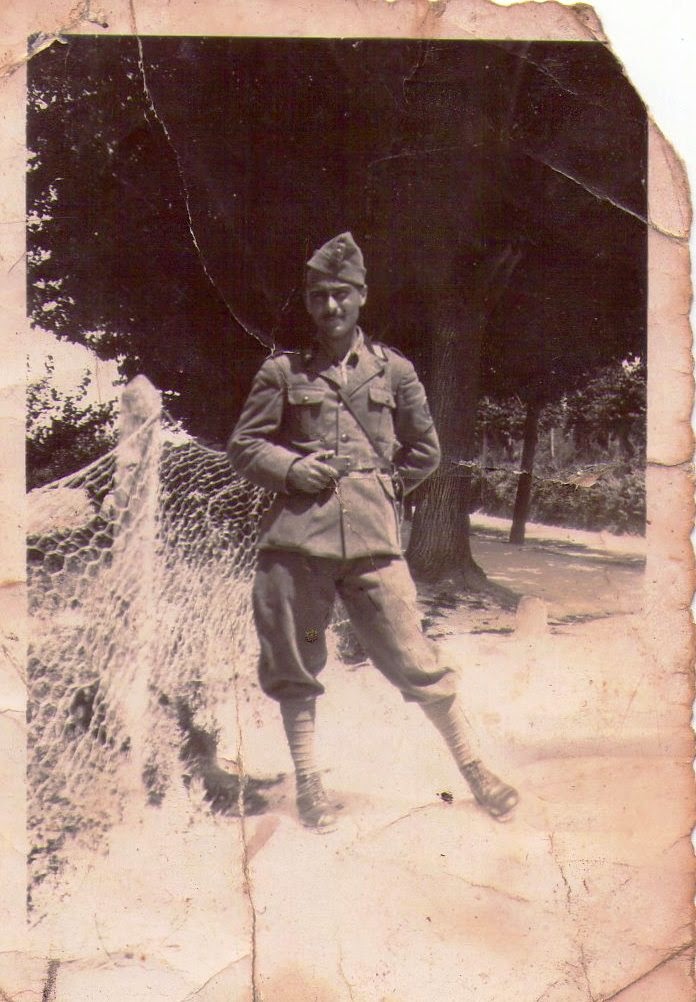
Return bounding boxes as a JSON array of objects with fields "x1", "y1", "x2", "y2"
[
  {"x1": 461, "y1": 760, "x2": 519, "y2": 821},
  {"x1": 296, "y1": 773, "x2": 339, "y2": 831}
]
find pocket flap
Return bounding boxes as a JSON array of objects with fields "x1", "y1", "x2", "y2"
[
  {"x1": 368, "y1": 385, "x2": 396, "y2": 408},
  {"x1": 288, "y1": 386, "x2": 326, "y2": 405}
]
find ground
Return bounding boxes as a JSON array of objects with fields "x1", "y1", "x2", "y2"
[{"x1": 12, "y1": 516, "x2": 694, "y2": 1002}]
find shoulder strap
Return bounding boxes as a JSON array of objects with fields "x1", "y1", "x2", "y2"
[{"x1": 372, "y1": 343, "x2": 402, "y2": 396}]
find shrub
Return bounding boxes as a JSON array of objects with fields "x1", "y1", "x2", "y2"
[{"x1": 469, "y1": 465, "x2": 645, "y2": 535}]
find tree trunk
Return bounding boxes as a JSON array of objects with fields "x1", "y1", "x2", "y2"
[
  {"x1": 407, "y1": 468, "x2": 485, "y2": 584},
  {"x1": 406, "y1": 300, "x2": 484, "y2": 582},
  {"x1": 509, "y1": 397, "x2": 542, "y2": 545},
  {"x1": 406, "y1": 239, "x2": 522, "y2": 582}
]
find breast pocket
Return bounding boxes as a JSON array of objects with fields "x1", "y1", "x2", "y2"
[
  {"x1": 367, "y1": 383, "x2": 396, "y2": 443},
  {"x1": 287, "y1": 385, "x2": 327, "y2": 439},
  {"x1": 368, "y1": 385, "x2": 396, "y2": 410}
]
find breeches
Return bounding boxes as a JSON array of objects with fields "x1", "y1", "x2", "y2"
[{"x1": 252, "y1": 550, "x2": 457, "y2": 704}]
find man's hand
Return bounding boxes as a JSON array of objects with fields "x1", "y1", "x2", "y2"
[{"x1": 286, "y1": 452, "x2": 338, "y2": 493}]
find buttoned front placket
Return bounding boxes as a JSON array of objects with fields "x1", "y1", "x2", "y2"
[
  {"x1": 336, "y1": 395, "x2": 343, "y2": 457},
  {"x1": 314, "y1": 357, "x2": 388, "y2": 467},
  {"x1": 297, "y1": 335, "x2": 394, "y2": 549}
]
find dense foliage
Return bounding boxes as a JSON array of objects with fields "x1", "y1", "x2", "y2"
[
  {"x1": 471, "y1": 359, "x2": 646, "y2": 534},
  {"x1": 27, "y1": 362, "x2": 117, "y2": 490},
  {"x1": 470, "y1": 466, "x2": 645, "y2": 535},
  {"x1": 28, "y1": 39, "x2": 646, "y2": 441},
  {"x1": 27, "y1": 38, "x2": 647, "y2": 563}
]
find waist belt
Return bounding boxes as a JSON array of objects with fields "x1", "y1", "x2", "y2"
[
  {"x1": 340, "y1": 466, "x2": 391, "y2": 478},
  {"x1": 326, "y1": 459, "x2": 391, "y2": 477}
]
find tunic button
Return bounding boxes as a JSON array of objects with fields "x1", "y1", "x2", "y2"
[
  {"x1": 302, "y1": 395, "x2": 309, "y2": 402},
  {"x1": 340, "y1": 433, "x2": 349, "y2": 442}
]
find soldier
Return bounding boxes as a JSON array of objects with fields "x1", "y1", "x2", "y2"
[{"x1": 228, "y1": 232, "x2": 518, "y2": 830}]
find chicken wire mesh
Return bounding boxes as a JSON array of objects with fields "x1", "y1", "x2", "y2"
[{"x1": 27, "y1": 387, "x2": 272, "y2": 892}]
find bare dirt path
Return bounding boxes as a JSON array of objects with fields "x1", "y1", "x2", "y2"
[
  {"x1": 469, "y1": 513, "x2": 645, "y2": 621},
  {"x1": 22, "y1": 522, "x2": 692, "y2": 1002}
]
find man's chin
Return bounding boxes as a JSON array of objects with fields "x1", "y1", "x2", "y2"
[{"x1": 318, "y1": 325, "x2": 348, "y2": 339}]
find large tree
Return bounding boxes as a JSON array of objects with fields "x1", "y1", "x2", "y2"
[{"x1": 27, "y1": 38, "x2": 646, "y2": 577}]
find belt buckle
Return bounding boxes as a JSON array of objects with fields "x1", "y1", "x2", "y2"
[{"x1": 326, "y1": 455, "x2": 354, "y2": 477}]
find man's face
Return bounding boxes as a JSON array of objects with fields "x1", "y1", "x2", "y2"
[{"x1": 304, "y1": 277, "x2": 367, "y2": 346}]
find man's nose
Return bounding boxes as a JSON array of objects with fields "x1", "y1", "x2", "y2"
[{"x1": 325, "y1": 296, "x2": 339, "y2": 313}]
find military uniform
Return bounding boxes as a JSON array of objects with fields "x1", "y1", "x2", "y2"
[
  {"x1": 227, "y1": 232, "x2": 517, "y2": 828},
  {"x1": 228, "y1": 332, "x2": 457, "y2": 704}
]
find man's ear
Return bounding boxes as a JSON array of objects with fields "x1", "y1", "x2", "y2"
[{"x1": 359, "y1": 285, "x2": 368, "y2": 307}]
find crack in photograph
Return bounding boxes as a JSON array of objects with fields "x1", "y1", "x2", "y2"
[{"x1": 21, "y1": 28, "x2": 693, "y2": 1002}]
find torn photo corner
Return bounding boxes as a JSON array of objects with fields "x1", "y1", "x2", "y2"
[{"x1": 0, "y1": 1, "x2": 694, "y2": 1000}]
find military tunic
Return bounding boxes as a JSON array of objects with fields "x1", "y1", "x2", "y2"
[
  {"x1": 227, "y1": 332, "x2": 457, "y2": 704},
  {"x1": 228, "y1": 333, "x2": 440, "y2": 560}
]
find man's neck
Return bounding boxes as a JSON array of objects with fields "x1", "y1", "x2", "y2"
[{"x1": 315, "y1": 326, "x2": 361, "y2": 362}]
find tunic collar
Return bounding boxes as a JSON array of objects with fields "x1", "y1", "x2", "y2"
[
  {"x1": 337, "y1": 329, "x2": 364, "y2": 384},
  {"x1": 303, "y1": 329, "x2": 386, "y2": 392}
]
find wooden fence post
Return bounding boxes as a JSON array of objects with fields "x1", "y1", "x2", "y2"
[{"x1": 112, "y1": 375, "x2": 162, "y2": 794}]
